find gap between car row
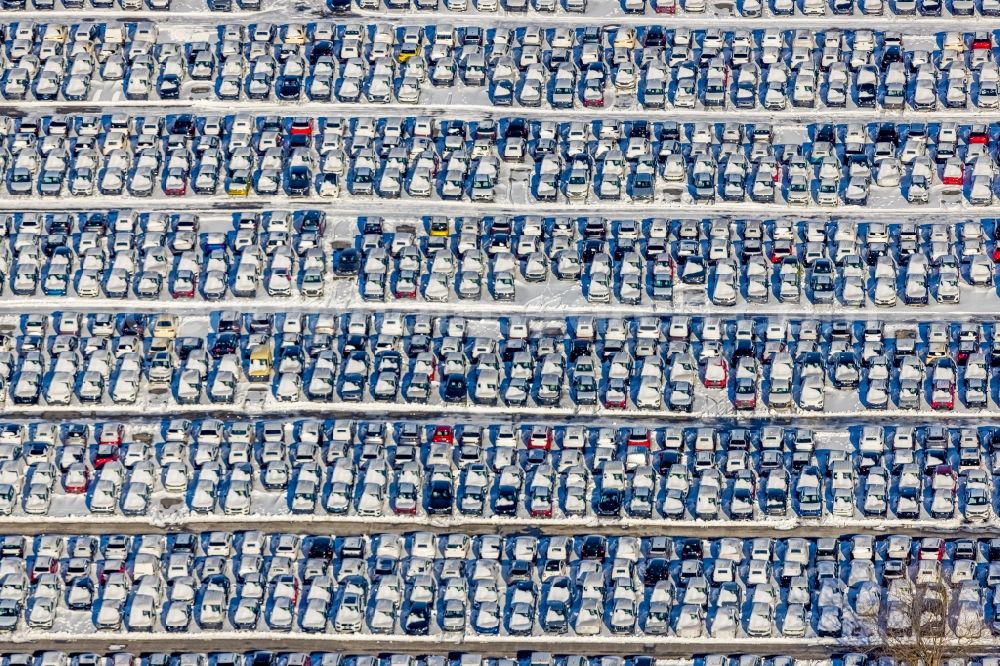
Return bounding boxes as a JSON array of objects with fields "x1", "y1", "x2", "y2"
[
  {"x1": 16, "y1": 8, "x2": 1000, "y2": 30},
  {"x1": 0, "y1": 199, "x2": 993, "y2": 217},
  {"x1": 5, "y1": 298, "x2": 1000, "y2": 320},
  {"x1": 0, "y1": 296, "x2": 996, "y2": 325},
  {"x1": 8, "y1": 401, "x2": 1000, "y2": 425},
  {"x1": 0, "y1": 514, "x2": 990, "y2": 538},
  {"x1": 12, "y1": 400, "x2": 1000, "y2": 421},
  {"x1": 0, "y1": 635, "x2": 891, "y2": 658}
]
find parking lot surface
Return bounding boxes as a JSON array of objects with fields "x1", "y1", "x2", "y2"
[{"x1": 3, "y1": 0, "x2": 1000, "y2": 662}]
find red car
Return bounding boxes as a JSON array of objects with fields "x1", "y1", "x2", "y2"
[
  {"x1": 63, "y1": 465, "x2": 90, "y2": 494},
  {"x1": 942, "y1": 162, "x2": 964, "y2": 186},
  {"x1": 918, "y1": 536, "x2": 946, "y2": 561},
  {"x1": 930, "y1": 377, "x2": 955, "y2": 410},
  {"x1": 932, "y1": 465, "x2": 957, "y2": 493},
  {"x1": 164, "y1": 171, "x2": 188, "y2": 196},
  {"x1": 529, "y1": 491, "x2": 553, "y2": 518},
  {"x1": 394, "y1": 272, "x2": 418, "y2": 299},
  {"x1": 604, "y1": 379, "x2": 627, "y2": 409},
  {"x1": 171, "y1": 270, "x2": 197, "y2": 298},
  {"x1": 99, "y1": 559, "x2": 127, "y2": 585},
  {"x1": 703, "y1": 357, "x2": 729, "y2": 388},
  {"x1": 528, "y1": 427, "x2": 552, "y2": 450},
  {"x1": 627, "y1": 428, "x2": 651, "y2": 447},
  {"x1": 582, "y1": 80, "x2": 606, "y2": 108},
  {"x1": 431, "y1": 425, "x2": 454, "y2": 444},
  {"x1": 290, "y1": 118, "x2": 314, "y2": 136},
  {"x1": 94, "y1": 444, "x2": 119, "y2": 469},
  {"x1": 969, "y1": 125, "x2": 990, "y2": 144},
  {"x1": 770, "y1": 239, "x2": 794, "y2": 263}
]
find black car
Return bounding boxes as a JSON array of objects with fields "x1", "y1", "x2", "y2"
[
  {"x1": 210, "y1": 332, "x2": 239, "y2": 358},
  {"x1": 596, "y1": 487, "x2": 622, "y2": 516},
  {"x1": 681, "y1": 538, "x2": 703, "y2": 560},
  {"x1": 582, "y1": 239, "x2": 604, "y2": 263},
  {"x1": 351, "y1": 168, "x2": 374, "y2": 195},
  {"x1": 989, "y1": 538, "x2": 1000, "y2": 562},
  {"x1": 119, "y1": 313, "x2": 145, "y2": 336},
  {"x1": 581, "y1": 535, "x2": 606, "y2": 559},
  {"x1": 298, "y1": 210, "x2": 326, "y2": 234},
  {"x1": 443, "y1": 374, "x2": 467, "y2": 402},
  {"x1": 170, "y1": 533, "x2": 196, "y2": 552},
  {"x1": 505, "y1": 119, "x2": 529, "y2": 139},
  {"x1": 287, "y1": 166, "x2": 311, "y2": 196},
  {"x1": 491, "y1": 79, "x2": 514, "y2": 106},
  {"x1": 308, "y1": 41, "x2": 334, "y2": 65},
  {"x1": 158, "y1": 75, "x2": 181, "y2": 99},
  {"x1": 495, "y1": 483, "x2": 518, "y2": 515},
  {"x1": 62, "y1": 424, "x2": 89, "y2": 447},
  {"x1": 276, "y1": 76, "x2": 302, "y2": 100},
  {"x1": 832, "y1": 351, "x2": 860, "y2": 389},
  {"x1": 42, "y1": 234, "x2": 69, "y2": 258},
  {"x1": 12, "y1": 377, "x2": 39, "y2": 405},
  {"x1": 427, "y1": 477, "x2": 454, "y2": 514},
  {"x1": 217, "y1": 312, "x2": 241, "y2": 334},
  {"x1": 81, "y1": 213, "x2": 109, "y2": 235},
  {"x1": 333, "y1": 248, "x2": 361, "y2": 276},
  {"x1": 680, "y1": 256, "x2": 707, "y2": 284},
  {"x1": 643, "y1": 558, "x2": 671, "y2": 586},
  {"x1": 171, "y1": 115, "x2": 196, "y2": 137},
  {"x1": 233, "y1": 601, "x2": 261, "y2": 630},
  {"x1": 308, "y1": 536, "x2": 334, "y2": 561}
]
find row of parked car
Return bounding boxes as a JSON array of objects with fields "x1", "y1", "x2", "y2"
[
  {"x1": 11, "y1": 21, "x2": 1000, "y2": 111},
  {"x1": 5, "y1": 0, "x2": 993, "y2": 18},
  {"x1": 485, "y1": 28, "x2": 1000, "y2": 113},
  {"x1": 0, "y1": 208, "x2": 342, "y2": 300},
  {"x1": 0, "y1": 656, "x2": 807, "y2": 666},
  {"x1": 0, "y1": 410, "x2": 998, "y2": 522},
  {"x1": 347, "y1": 214, "x2": 1000, "y2": 307},
  {"x1": 2, "y1": 655, "x2": 992, "y2": 666},
  {"x1": 0, "y1": 655, "x2": 844, "y2": 666},
  {"x1": 0, "y1": 307, "x2": 996, "y2": 411},
  {"x1": 1, "y1": 0, "x2": 254, "y2": 8},
  {"x1": 351, "y1": 0, "x2": 1000, "y2": 14},
  {"x1": 4, "y1": 111, "x2": 1000, "y2": 208},
  {"x1": 8, "y1": 208, "x2": 1000, "y2": 308},
  {"x1": 7, "y1": 305, "x2": 1000, "y2": 413},
  {"x1": 0, "y1": 530, "x2": 997, "y2": 638}
]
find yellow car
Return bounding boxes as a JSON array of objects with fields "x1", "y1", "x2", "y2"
[
  {"x1": 429, "y1": 218, "x2": 450, "y2": 236},
  {"x1": 227, "y1": 171, "x2": 250, "y2": 196},
  {"x1": 397, "y1": 44, "x2": 421, "y2": 63}
]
